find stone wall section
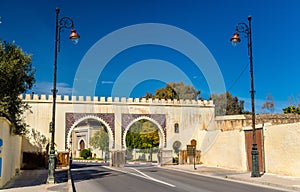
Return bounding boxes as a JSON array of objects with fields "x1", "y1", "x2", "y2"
[{"x1": 216, "y1": 114, "x2": 300, "y2": 131}]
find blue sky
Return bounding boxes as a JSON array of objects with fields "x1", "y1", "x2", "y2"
[{"x1": 1, "y1": 0, "x2": 299, "y2": 113}]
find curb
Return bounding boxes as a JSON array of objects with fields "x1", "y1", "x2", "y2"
[
  {"x1": 67, "y1": 168, "x2": 72, "y2": 192},
  {"x1": 226, "y1": 175, "x2": 300, "y2": 192},
  {"x1": 126, "y1": 162, "x2": 158, "y2": 166},
  {"x1": 72, "y1": 160, "x2": 106, "y2": 164}
]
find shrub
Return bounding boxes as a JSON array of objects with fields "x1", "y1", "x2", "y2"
[{"x1": 80, "y1": 149, "x2": 92, "y2": 159}]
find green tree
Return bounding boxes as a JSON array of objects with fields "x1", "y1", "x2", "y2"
[
  {"x1": 139, "y1": 121, "x2": 159, "y2": 149},
  {"x1": 282, "y1": 106, "x2": 300, "y2": 114},
  {"x1": 153, "y1": 84, "x2": 178, "y2": 100},
  {"x1": 143, "y1": 81, "x2": 200, "y2": 100},
  {"x1": 126, "y1": 120, "x2": 159, "y2": 149},
  {"x1": 211, "y1": 92, "x2": 245, "y2": 116},
  {"x1": 168, "y1": 81, "x2": 200, "y2": 100},
  {"x1": 126, "y1": 120, "x2": 159, "y2": 161},
  {"x1": 90, "y1": 128, "x2": 109, "y2": 157},
  {"x1": 0, "y1": 40, "x2": 35, "y2": 134}
]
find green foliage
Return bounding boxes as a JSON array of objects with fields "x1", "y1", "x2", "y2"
[
  {"x1": 0, "y1": 40, "x2": 35, "y2": 134},
  {"x1": 142, "y1": 81, "x2": 200, "y2": 100},
  {"x1": 80, "y1": 148, "x2": 92, "y2": 159},
  {"x1": 126, "y1": 119, "x2": 159, "y2": 149},
  {"x1": 282, "y1": 106, "x2": 300, "y2": 114},
  {"x1": 211, "y1": 92, "x2": 245, "y2": 116},
  {"x1": 90, "y1": 128, "x2": 109, "y2": 152}
]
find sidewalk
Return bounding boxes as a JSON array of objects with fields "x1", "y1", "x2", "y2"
[
  {"x1": 162, "y1": 164, "x2": 300, "y2": 192},
  {"x1": 0, "y1": 168, "x2": 71, "y2": 192}
]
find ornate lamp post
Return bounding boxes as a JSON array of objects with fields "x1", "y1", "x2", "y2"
[
  {"x1": 47, "y1": 8, "x2": 80, "y2": 184},
  {"x1": 230, "y1": 16, "x2": 260, "y2": 177}
]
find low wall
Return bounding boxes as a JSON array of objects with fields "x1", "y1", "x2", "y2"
[
  {"x1": 264, "y1": 122, "x2": 300, "y2": 177},
  {"x1": 216, "y1": 114, "x2": 300, "y2": 131},
  {"x1": 202, "y1": 117, "x2": 300, "y2": 176},
  {"x1": 0, "y1": 117, "x2": 22, "y2": 187},
  {"x1": 201, "y1": 130, "x2": 248, "y2": 171}
]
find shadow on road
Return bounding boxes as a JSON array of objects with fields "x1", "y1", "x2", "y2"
[{"x1": 70, "y1": 163, "x2": 130, "y2": 183}]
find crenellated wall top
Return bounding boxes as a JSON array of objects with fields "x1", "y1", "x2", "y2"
[{"x1": 19, "y1": 94, "x2": 214, "y2": 106}]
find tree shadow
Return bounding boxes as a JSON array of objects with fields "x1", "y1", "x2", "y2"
[
  {"x1": 2, "y1": 168, "x2": 68, "y2": 189},
  {"x1": 70, "y1": 163, "x2": 126, "y2": 183}
]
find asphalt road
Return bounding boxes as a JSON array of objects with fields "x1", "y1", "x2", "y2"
[{"x1": 71, "y1": 163, "x2": 285, "y2": 192}]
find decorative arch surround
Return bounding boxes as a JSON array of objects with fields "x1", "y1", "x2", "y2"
[
  {"x1": 122, "y1": 114, "x2": 166, "y2": 148},
  {"x1": 65, "y1": 113, "x2": 115, "y2": 149}
]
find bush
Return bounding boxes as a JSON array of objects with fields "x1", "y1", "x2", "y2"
[
  {"x1": 173, "y1": 157, "x2": 179, "y2": 164},
  {"x1": 80, "y1": 149, "x2": 92, "y2": 159}
]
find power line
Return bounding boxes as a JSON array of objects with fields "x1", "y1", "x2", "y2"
[{"x1": 227, "y1": 62, "x2": 249, "y2": 91}]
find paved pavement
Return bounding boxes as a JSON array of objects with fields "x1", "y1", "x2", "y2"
[
  {"x1": 0, "y1": 168, "x2": 72, "y2": 192},
  {"x1": 1, "y1": 164, "x2": 300, "y2": 192},
  {"x1": 162, "y1": 164, "x2": 300, "y2": 192}
]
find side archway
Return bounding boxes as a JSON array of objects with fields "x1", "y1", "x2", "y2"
[
  {"x1": 67, "y1": 115, "x2": 114, "y2": 150},
  {"x1": 122, "y1": 116, "x2": 166, "y2": 149}
]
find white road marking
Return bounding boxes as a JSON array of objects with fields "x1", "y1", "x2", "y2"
[{"x1": 105, "y1": 166, "x2": 176, "y2": 188}]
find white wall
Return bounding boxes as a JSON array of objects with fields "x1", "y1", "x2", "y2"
[
  {"x1": 0, "y1": 117, "x2": 22, "y2": 187},
  {"x1": 200, "y1": 130, "x2": 248, "y2": 171},
  {"x1": 199, "y1": 122, "x2": 300, "y2": 176},
  {"x1": 264, "y1": 123, "x2": 300, "y2": 177}
]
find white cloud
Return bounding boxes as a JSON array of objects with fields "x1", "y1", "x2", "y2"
[
  {"x1": 101, "y1": 81, "x2": 114, "y2": 84},
  {"x1": 30, "y1": 82, "x2": 73, "y2": 96}
]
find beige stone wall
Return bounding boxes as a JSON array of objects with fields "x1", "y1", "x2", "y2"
[
  {"x1": 264, "y1": 123, "x2": 300, "y2": 177},
  {"x1": 0, "y1": 117, "x2": 22, "y2": 187},
  {"x1": 216, "y1": 114, "x2": 300, "y2": 131},
  {"x1": 200, "y1": 130, "x2": 248, "y2": 171}
]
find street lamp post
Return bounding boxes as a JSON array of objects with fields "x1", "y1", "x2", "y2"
[
  {"x1": 193, "y1": 146, "x2": 196, "y2": 170},
  {"x1": 230, "y1": 16, "x2": 260, "y2": 177},
  {"x1": 47, "y1": 8, "x2": 80, "y2": 184}
]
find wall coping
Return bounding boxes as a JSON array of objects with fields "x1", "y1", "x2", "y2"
[
  {"x1": 215, "y1": 115, "x2": 246, "y2": 121},
  {"x1": 216, "y1": 114, "x2": 300, "y2": 131},
  {"x1": 20, "y1": 94, "x2": 214, "y2": 107}
]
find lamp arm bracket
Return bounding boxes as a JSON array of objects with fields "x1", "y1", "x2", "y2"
[
  {"x1": 236, "y1": 22, "x2": 250, "y2": 37},
  {"x1": 59, "y1": 17, "x2": 74, "y2": 30}
]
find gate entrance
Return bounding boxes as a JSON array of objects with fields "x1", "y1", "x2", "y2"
[{"x1": 244, "y1": 128, "x2": 264, "y2": 173}]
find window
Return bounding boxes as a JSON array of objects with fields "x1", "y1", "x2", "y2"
[
  {"x1": 174, "y1": 123, "x2": 179, "y2": 133},
  {"x1": 79, "y1": 140, "x2": 85, "y2": 151}
]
